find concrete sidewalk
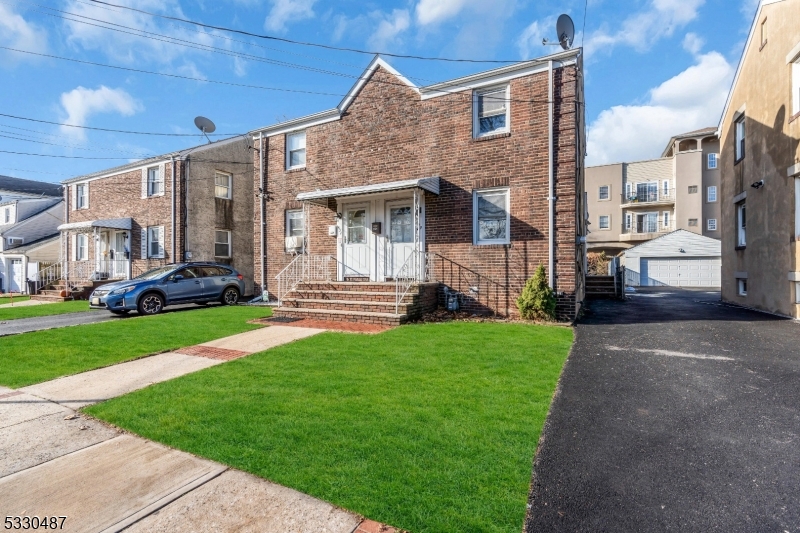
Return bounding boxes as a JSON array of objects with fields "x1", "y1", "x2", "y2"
[
  {"x1": 0, "y1": 323, "x2": 383, "y2": 533},
  {"x1": 0, "y1": 299, "x2": 53, "y2": 308}
]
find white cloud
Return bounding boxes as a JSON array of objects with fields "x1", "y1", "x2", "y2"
[
  {"x1": 516, "y1": 17, "x2": 555, "y2": 60},
  {"x1": 586, "y1": 0, "x2": 704, "y2": 56},
  {"x1": 59, "y1": 86, "x2": 143, "y2": 141},
  {"x1": 264, "y1": 0, "x2": 317, "y2": 32},
  {"x1": 415, "y1": 0, "x2": 470, "y2": 26},
  {"x1": 586, "y1": 51, "x2": 734, "y2": 166},
  {"x1": 367, "y1": 9, "x2": 410, "y2": 50},
  {"x1": 682, "y1": 32, "x2": 704, "y2": 54},
  {"x1": 0, "y1": 4, "x2": 48, "y2": 63}
]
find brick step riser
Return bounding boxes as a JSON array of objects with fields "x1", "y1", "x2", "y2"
[
  {"x1": 273, "y1": 309, "x2": 405, "y2": 327},
  {"x1": 283, "y1": 300, "x2": 410, "y2": 314},
  {"x1": 287, "y1": 291, "x2": 416, "y2": 304}
]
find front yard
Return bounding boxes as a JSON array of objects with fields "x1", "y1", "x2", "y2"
[
  {"x1": 87, "y1": 322, "x2": 573, "y2": 533},
  {"x1": 0, "y1": 305, "x2": 271, "y2": 388},
  {"x1": 0, "y1": 295, "x2": 30, "y2": 305},
  {"x1": 0, "y1": 300, "x2": 89, "y2": 321}
]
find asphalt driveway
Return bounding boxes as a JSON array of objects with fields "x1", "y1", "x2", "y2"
[{"x1": 525, "y1": 289, "x2": 800, "y2": 532}]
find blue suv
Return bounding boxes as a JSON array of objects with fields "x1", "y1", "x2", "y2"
[{"x1": 89, "y1": 263, "x2": 246, "y2": 315}]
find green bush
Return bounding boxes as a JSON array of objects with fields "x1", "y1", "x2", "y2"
[{"x1": 516, "y1": 265, "x2": 557, "y2": 321}]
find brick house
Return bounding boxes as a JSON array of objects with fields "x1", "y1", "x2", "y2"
[
  {"x1": 251, "y1": 50, "x2": 587, "y2": 323},
  {"x1": 56, "y1": 137, "x2": 255, "y2": 296}
]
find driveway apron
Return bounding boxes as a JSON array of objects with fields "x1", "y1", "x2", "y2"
[{"x1": 525, "y1": 289, "x2": 800, "y2": 532}]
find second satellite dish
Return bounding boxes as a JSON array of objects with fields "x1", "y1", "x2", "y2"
[
  {"x1": 556, "y1": 14, "x2": 575, "y2": 50},
  {"x1": 194, "y1": 116, "x2": 216, "y2": 144}
]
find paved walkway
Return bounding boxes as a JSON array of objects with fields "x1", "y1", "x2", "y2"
[
  {"x1": 0, "y1": 324, "x2": 400, "y2": 532},
  {"x1": 0, "y1": 310, "x2": 116, "y2": 336},
  {"x1": 525, "y1": 289, "x2": 800, "y2": 532},
  {"x1": 0, "y1": 299, "x2": 53, "y2": 308}
]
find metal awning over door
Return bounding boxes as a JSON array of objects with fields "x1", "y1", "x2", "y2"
[{"x1": 296, "y1": 177, "x2": 440, "y2": 204}]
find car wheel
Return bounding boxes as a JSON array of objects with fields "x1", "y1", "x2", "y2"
[
  {"x1": 138, "y1": 293, "x2": 164, "y2": 315},
  {"x1": 110, "y1": 309, "x2": 130, "y2": 315},
  {"x1": 221, "y1": 287, "x2": 239, "y2": 305}
]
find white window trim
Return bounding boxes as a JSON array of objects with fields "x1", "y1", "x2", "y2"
[
  {"x1": 662, "y1": 180, "x2": 670, "y2": 198},
  {"x1": 707, "y1": 219, "x2": 718, "y2": 231},
  {"x1": 214, "y1": 229, "x2": 231, "y2": 258},
  {"x1": 473, "y1": 187, "x2": 511, "y2": 245},
  {"x1": 735, "y1": 115, "x2": 746, "y2": 163},
  {"x1": 598, "y1": 215, "x2": 610, "y2": 230},
  {"x1": 473, "y1": 84, "x2": 511, "y2": 139},
  {"x1": 738, "y1": 278, "x2": 748, "y2": 296},
  {"x1": 286, "y1": 131, "x2": 307, "y2": 170},
  {"x1": 285, "y1": 209, "x2": 304, "y2": 253},
  {"x1": 737, "y1": 202, "x2": 747, "y2": 247},
  {"x1": 708, "y1": 153, "x2": 719, "y2": 170},
  {"x1": 75, "y1": 183, "x2": 89, "y2": 210},
  {"x1": 147, "y1": 225, "x2": 165, "y2": 259},
  {"x1": 663, "y1": 211, "x2": 670, "y2": 228},
  {"x1": 76, "y1": 233, "x2": 88, "y2": 261},
  {"x1": 598, "y1": 185, "x2": 610, "y2": 201},
  {"x1": 625, "y1": 213, "x2": 632, "y2": 230},
  {"x1": 146, "y1": 166, "x2": 165, "y2": 198},
  {"x1": 3, "y1": 207, "x2": 10, "y2": 224},
  {"x1": 707, "y1": 186, "x2": 717, "y2": 203},
  {"x1": 215, "y1": 171, "x2": 233, "y2": 200}
]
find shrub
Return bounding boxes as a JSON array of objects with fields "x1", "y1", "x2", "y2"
[
  {"x1": 587, "y1": 252, "x2": 610, "y2": 276},
  {"x1": 516, "y1": 265, "x2": 557, "y2": 321}
]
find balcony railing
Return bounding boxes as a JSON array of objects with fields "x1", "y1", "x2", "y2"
[
  {"x1": 621, "y1": 189, "x2": 676, "y2": 205},
  {"x1": 621, "y1": 221, "x2": 675, "y2": 235}
]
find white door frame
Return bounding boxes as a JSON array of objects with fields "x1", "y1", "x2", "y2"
[
  {"x1": 385, "y1": 198, "x2": 415, "y2": 279},
  {"x1": 339, "y1": 202, "x2": 372, "y2": 279}
]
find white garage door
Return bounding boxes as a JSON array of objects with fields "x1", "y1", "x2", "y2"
[
  {"x1": 9, "y1": 259, "x2": 23, "y2": 293},
  {"x1": 640, "y1": 257, "x2": 721, "y2": 287}
]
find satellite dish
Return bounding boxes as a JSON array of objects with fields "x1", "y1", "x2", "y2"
[
  {"x1": 556, "y1": 14, "x2": 575, "y2": 50},
  {"x1": 194, "y1": 116, "x2": 216, "y2": 143}
]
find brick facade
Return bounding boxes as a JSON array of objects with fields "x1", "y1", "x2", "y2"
[{"x1": 254, "y1": 57, "x2": 586, "y2": 320}]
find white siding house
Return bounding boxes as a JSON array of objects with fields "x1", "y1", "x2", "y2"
[{"x1": 623, "y1": 230, "x2": 721, "y2": 287}]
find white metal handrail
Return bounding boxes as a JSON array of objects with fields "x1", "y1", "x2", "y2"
[
  {"x1": 275, "y1": 254, "x2": 338, "y2": 304},
  {"x1": 394, "y1": 251, "x2": 434, "y2": 314}
]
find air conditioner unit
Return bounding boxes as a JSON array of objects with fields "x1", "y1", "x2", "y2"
[{"x1": 285, "y1": 236, "x2": 304, "y2": 252}]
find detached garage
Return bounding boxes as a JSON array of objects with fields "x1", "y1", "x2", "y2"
[{"x1": 623, "y1": 230, "x2": 721, "y2": 288}]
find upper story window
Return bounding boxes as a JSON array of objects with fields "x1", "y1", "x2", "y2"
[
  {"x1": 474, "y1": 85, "x2": 510, "y2": 138},
  {"x1": 737, "y1": 202, "x2": 747, "y2": 247},
  {"x1": 663, "y1": 211, "x2": 670, "y2": 228},
  {"x1": 662, "y1": 180, "x2": 670, "y2": 197},
  {"x1": 3, "y1": 207, "x2": 10, "y2": 224},
  {"x1": 708, "y1": 153, "x2": 718, "y2": 169},
  {"x1": 707, "y1": 219, "x2": 718, "y2": 231},
  {"x1": 598, "y1": 215, "x2": 610, "y2": 230},
  {"x1": 760, "y1": 18, "x2": 768, "y2": 49},
  {"x1": 286, "y1": 131, "x2": 306, "y2": 170},
  {"x1": 215, "y1": 171, "x2": 232, "y2": 199},
  {"x1": 598, "y1": 186, "x2": 609, "y2": 200},
  {"x1": 734, "y1": 115, "x2": 746, "y2": 163},
  {"x1": 147, "y1": 166, "x2": 163, "y2": 197},
  {"x1": 474, "y1": 188, "x2": 510, "y2": 245},
  {"x1": 707, "y1": 186, "x2": 717, "y2": 203},
  {"x1": 76, "y1": 183, "x2": 88, "y2": 209}
]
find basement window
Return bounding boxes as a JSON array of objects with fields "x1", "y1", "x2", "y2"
[{"x1": 474, "y1": 85, "x2": 510, "y2": 138}]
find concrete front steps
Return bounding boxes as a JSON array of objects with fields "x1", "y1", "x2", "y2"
[
  {"x1": 273, "y1": 281, "x2": 439, "y2": 326},
  {"x1": 30, "y1": 280, "x2": 112, "y2": 302}
]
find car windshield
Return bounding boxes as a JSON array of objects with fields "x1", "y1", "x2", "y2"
[{"x1": 133, "y1": 265, "x2": 178, "y2": 280}]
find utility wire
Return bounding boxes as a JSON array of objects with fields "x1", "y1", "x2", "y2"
[
  {"x1": 0, "y1": 130, "x2": 157, "y2": 157},
  {"x1": 0, "y1": 112, "x2": 239, "y2": 137},
  {"x1": 85, "y1": 0, "x2": 519, "y2": 64}
]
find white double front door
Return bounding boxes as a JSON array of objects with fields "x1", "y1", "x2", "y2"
[{"x1": 339, "y1": 196, "x2": 420, "y2": 281}]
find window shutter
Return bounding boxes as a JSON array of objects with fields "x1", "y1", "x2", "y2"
[
  {"x1": 158, "y1": 163, "x2": 166, "y2": 195},
  {"x1": 84, "y1": 183, "x2": 89, "y2": 209},
  {"x1": 71, "y1": 234, "x2": 77, "y2": 260},
  {"x1": 141, "y1": 168, "x2": 148, "y2": 199},
  {"x1": 141, "y1": 228, "x2": 148, "y2": 258},
  {"x1": 158, "y1": 226, "x2": 165, "y2": 258},
  {"x1": 71, "y1": 185, "x2": 77, "y2": 211}
]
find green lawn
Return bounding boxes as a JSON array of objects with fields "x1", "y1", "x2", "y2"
[
  {"x1": 0, "y1": 305, "x2": 271, "y2": 388},
  {"x1": 0, "y1": 300, "x2": 90, "y2": 321},
  {"x1": 0, "y1": 295, "x2": 30, "y2": 305},
  {"x1": 87, "y1": 322, "x2": 573, "y2": 533}
]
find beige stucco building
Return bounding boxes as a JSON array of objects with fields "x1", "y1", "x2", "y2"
[
  {"x1": 718, "y1": 0, "x2": 800, "y2": 319},
  {"x1": 586, "y1": 129, "x2": 721, "y2": 256}
]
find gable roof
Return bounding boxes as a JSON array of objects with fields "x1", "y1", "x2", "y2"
[
  {"x1": 623, "y1": 230, "x2": 721, "y2": 258},
  {"x1": 0, "y1": 175, "x2": 62, "y2": 198},
  {"x1": 249, "y1": 48, "x2": 581, "y2": 138},
  {"x1": 717, "y1": 0, "x2": 787, "y2": 133}
]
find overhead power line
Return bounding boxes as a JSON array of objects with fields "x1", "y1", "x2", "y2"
[
  {"x1": 85, "y1": 0, "x2": 518, "y2": 64},
  {"x1": 0, "y1": 149, "x2": 133, "y2": 159},
  {"x1": 0, "y1": 112, "x2": 240, "y2": 137}
]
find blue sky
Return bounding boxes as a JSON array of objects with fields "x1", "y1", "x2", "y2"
[{"x1": 0, "y1": 0, "x2": 760, "y2": 183}]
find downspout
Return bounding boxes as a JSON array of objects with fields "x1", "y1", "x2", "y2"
[
  {"x1": 548, "y1": 60, "x2": 555, "y2": 289},
  {"x1": 170, "y1": 155, "x2": 176, "y2": 262},
  {"x1": 259, "y1": 132, "x2": 267, "y2": 299}
]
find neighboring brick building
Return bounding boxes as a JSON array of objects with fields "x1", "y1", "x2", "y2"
[
  {"x1": 251, "y1": 51, "x2": 587, "y2": 322},
  {"x1": 58, "y1": 137, "x2": 255, "y2": 294}
]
